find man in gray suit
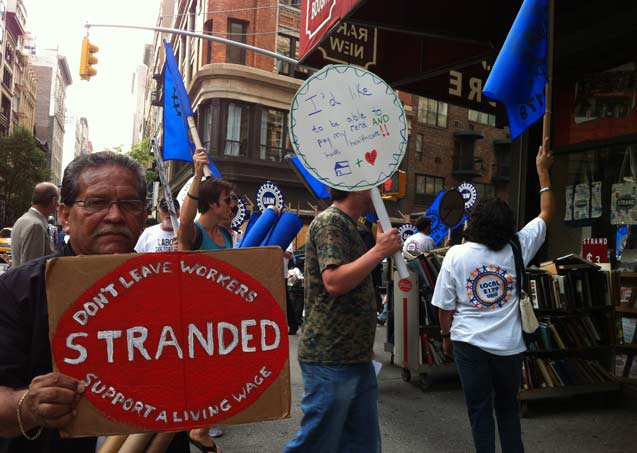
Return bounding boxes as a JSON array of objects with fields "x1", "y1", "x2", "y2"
[{"x1": 11, "y1": 183, "x2": 59, "y2": 267}]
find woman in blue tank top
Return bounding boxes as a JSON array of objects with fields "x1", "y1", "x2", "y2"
[{"x1": 176, "y1": 149, "x2": 235, "y2": 452}]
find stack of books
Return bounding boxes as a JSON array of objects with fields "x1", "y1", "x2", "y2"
[
  {"x1": 420, "y1": 334, "x2": 451, "y2": 366},
  {"x1": 521, "y1": 357, "x2": 614, "y2": 390},
  {"x1": 526, "y1": 315, "x2": 607, "y2": 351}
]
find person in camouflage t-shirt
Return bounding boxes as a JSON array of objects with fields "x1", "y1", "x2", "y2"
[{"x1": 285, "y1": 188, "x2": 402, "y2": 453}]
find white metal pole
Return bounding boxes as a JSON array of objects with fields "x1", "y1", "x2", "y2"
[{"x1": 371, "y1": 187, "x2": 409, "y2": 279}]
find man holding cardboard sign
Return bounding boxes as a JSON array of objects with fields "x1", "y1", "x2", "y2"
[{"x1": 0, "y1": 152, "x2": 187, "y2": 452}]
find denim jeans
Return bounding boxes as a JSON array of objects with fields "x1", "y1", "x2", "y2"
[
  {"x1": 284, "y1": 362, "x2": 381, "y2": 453},
  {"x1": 453, "y1": 341, "x2": 524, "y2": 453}
]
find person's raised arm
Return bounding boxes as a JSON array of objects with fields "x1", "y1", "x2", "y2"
[
  {"x1": 178, "y1": 149, "x2": 208, "y2": 250},
  {"x1": 322, "y1": 224, "x2": 402, "y2": 296},
  {"x1": 537, "y1": 137, "x2": 555, "y2": 224}
]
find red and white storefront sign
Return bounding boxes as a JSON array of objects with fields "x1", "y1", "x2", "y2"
[{"x1": 300, "y1": 0, "x2": 363, "y2": 58}]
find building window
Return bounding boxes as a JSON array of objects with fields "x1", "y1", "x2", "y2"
[
  {"x1": 5, "y1": 44, "x2": 13, "y2": 66},
  {"x1": 279, "y1": 0, "x2": 301, "y2": 7},
  {"x1": 224, "y1": 102, "x2": 249, "y2": 156},
  {"x1": 199, "y1": 99, "x2": 294, "y2": 162},
  {"x1": 468, "y1": 109, "x2": 496, "y2": 126},
  {"x1": 227, "y1": 19, "x2": 247, "y2": 64},
  {"x1": 276, "y1": 34, "x2": 297, "y2": 76},
  {"x1": 200, "y1": 103, "x2": 215, "y2": 151},
  {"x1": 259, "y1": 108, "x2": 287, "y2": 162},
  {"x1": 417, "y1": 97, "x2": 447, "y2": 128},
  {"x1": 414, "y1": 133, "x2": 423, "y2": 161},
  {"x1": 204, "y1": 20, "x2": 213, "y2": 64},
  {"x1": 415, "y1": 174, "x2": 445, "y2": 201},
  {"x1": 2, "y1": 67, "x2": 12, "y2": 90},
  {"x1": 472, "y1": 182, "x2": 495, "y2": 199}
]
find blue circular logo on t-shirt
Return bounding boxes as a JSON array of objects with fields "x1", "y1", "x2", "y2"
[{"x1": 466, "y1": 265, "x2": 514, "y2": 309}]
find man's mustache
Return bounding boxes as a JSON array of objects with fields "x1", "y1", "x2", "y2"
[{"x1": 92, "y1": 229, "x2": 134, "y2": 241}]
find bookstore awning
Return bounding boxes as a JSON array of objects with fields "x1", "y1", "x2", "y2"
[{"x1": 299, "y1": 0, "x2": 522, "y2": 116}]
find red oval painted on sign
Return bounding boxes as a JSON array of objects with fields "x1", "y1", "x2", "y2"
[
  {"x1": 51, "y1": 253, "x2": 288, "y2": 430},
  {"x1": 398, "y1": 278, "x2": 412, "y2": 292}
]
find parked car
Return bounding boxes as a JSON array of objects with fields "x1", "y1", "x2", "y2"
[{"x1": 0, "y1": 227, "x2": 11, "y2": 254}]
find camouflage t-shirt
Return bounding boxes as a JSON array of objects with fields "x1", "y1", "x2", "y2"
[{"x1": 298, "y1": 206, "x2": 377, "y2": 364}]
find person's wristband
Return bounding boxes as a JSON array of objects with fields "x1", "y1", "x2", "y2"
[
  {"x1": 187, "y1": 192, "x2": 199, "y2": 200},
  {"x1": 539, "y1": 187, "x2": 551, "y2": 194},
  {"x1": 440, "y1": 330, "x2": 450, "y2": 338},
  {"x1": 17, "y1": 390, "x2": 42, "y2": 440}
]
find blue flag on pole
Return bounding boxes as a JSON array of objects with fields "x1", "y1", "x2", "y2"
[
  {"x1": 483, "y1": 0, "x2": 548, "y2": 140},
  {"x1": 162, "y1": 40, "x2": 222, "y2": 177},
  {"x1": 288, "y1": 155, "x2": 330, "y2": 200}
]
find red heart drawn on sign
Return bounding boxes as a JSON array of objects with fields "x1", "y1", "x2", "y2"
[
  {"x1": 51, "y1": 253, "x2": 288, "y2": 430},
  {"x1": 365, "y1": 149, "x2": 377, "y2": 165}
]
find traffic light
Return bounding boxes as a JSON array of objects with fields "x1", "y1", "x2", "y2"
[
  {"x1": 381, "y1": 170, "x2": 407, "y2": 202},
  {"x1": 79, "y1": 37, "x2": 99, "y2": 81}
]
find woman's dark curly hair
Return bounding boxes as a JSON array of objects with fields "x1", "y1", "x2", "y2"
[{"x1": 463, "y1": 197, "x2": 515, "y2": 251}]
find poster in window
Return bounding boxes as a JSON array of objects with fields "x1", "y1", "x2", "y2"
[
  {"x1": 591, "y1": 181, "x2": 603, "y2": 218},
  {"x1": 573, "y1": 183, "x2": 591, "y2": 220},
  {"x1": 611, "y1": 182, "x2": 637, "y2": 225},
  {"x1": 564, "y1": 181, "x2": 602, "y2": 223},
  {"x1": 564, "y1": 185, "x2": 573, "y2": 221},
  {"x1": 555, "y1": 63, "x2": 637, "y2": 148}
]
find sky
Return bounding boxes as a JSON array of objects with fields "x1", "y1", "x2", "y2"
[{"x1": 27, "y1": 0, "x2": 161, "y2": 169}]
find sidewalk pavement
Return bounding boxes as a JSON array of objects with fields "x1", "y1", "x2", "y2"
[{"x1": 192, "y1": 326, "x2": 637, "y2": 452}]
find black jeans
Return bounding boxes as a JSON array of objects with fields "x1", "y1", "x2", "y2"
[{"x1": 453, "y1": 341, "x2": 524, "y2": 453}]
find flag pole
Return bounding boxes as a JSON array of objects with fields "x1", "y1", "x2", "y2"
[
  {"x1": 542, "y1": 0, "x2": 555, "y2": 142},
  {"x1": 150, "y1": 138, "x2": 180, "y2": 232},
  {"x1": 186, "y1": 116, "x2": 213, "y2": 178}
]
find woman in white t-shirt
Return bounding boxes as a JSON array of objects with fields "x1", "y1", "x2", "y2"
[{"x1": 432, "y1": 139, "x2": 554, "y2": 453}]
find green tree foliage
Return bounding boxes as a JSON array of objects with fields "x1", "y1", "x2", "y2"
[
  {"x1": 0, "y1": 128, "x2": 49, "y2": 225},
  {"x1": 125, "y1": 137, "x2": 157, "y2": 186}
]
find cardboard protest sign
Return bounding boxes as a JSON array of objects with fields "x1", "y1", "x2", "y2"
[
  {"x1": 46, "y1": 248, "x2": 290, "y2": 437},
  {"x1": 289, "y1": 64, "x2": 410, "y2": 277}
]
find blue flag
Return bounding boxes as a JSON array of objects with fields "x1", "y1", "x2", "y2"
[
  {"x1": 162, "y1": 40, "x2": 222, "y2": 177},
  {"x1": 483, "y1": 0, "x2": 548, "y2": 139},
  {"x1": 288, "y1": 155, "x2": 330, "y2": 200}
]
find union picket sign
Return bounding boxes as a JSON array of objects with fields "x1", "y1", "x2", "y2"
[{"x1": 47, "y1": 248, "x2": 290, "y2": 436}]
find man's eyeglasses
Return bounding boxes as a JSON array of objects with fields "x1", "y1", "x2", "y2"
[{"x1": 73, "y1": 198, "x2": 145, "y2": 214}]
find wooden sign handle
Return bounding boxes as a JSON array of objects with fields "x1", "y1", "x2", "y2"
[{"x1": 187, "y1": 116, "x2": 212, "y2": 178}]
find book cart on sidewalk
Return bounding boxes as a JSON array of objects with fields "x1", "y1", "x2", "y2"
[
  {"x1": 517, "y1": 255, "x2": 621, "y2": 416},
  {"x1": 386, "y1": 249, "x2": 454, "y2": 389}
]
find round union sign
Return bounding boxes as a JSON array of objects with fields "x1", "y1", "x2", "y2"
[
  {"x1": 398, "y1": 223, "x2": 417, "y2": 242},
  {"x1": 456, "y1": 181, "x2": 478, "y2": 210},
  {"x1": 256, "y1": 181, "x2": 285, "y2": 212},
  {"x1": 51, "y1": 253, "x2": 288, "y2": 430},
  {"x1": 231, "y1": 196, "x2": 249, "y2": 230}
]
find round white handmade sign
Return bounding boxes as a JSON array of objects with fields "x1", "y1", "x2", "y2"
[{"x1": 289, "y1": 65, "x2": 408, "y2": 191}]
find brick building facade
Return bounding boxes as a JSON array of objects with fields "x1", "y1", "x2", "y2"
[{"x1": 143, "y1": 0, "x2": 511, "y2": 225}]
